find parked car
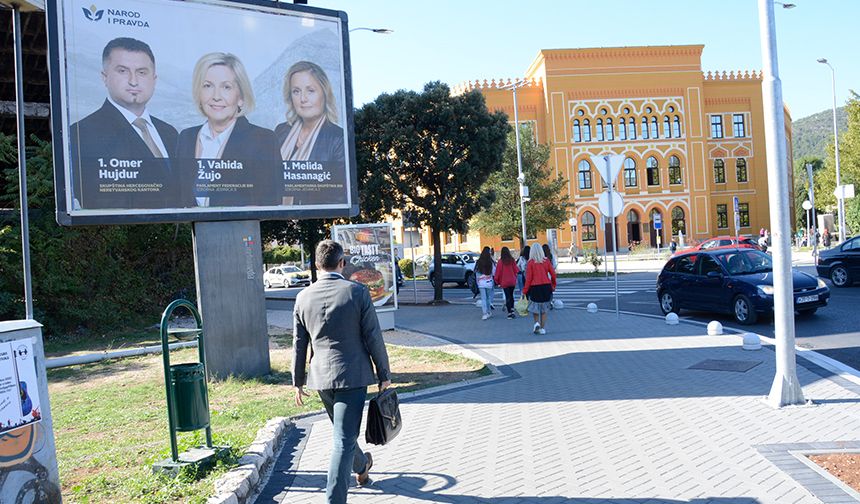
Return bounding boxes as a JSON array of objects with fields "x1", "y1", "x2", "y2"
[
  {"x1": 657, "y1": 248, "x2": 830, "y2": 324},
  {"x1": 427, "y1": 252, "x2": 477, "y2": 290},
  {"x1": 674, "y1": 235, "x2": 762, "y2": 256},
  {"x1": 263, "y1": 265, "x2": 311, "y2": 288},
  {"x1": 816, "y1": 235, "x2": 860, "y2": 287}
]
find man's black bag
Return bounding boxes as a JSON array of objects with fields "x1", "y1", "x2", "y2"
[{"x1": 365, "y1": 388, "x2": 402, "y2": 445}]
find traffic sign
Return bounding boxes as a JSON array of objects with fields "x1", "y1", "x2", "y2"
[
  {"x1": 653, "y1": 213, "x2": 662, "y2": 230},
  {"x1": 835, "y1": 184, "x2": 856, "y2": 199},
  {"x1": 590, "y1": 154, "x2": 625, "y2": 188},
  {"x1": 597, "y1": 191, "x2": 624, "y2": 218}
]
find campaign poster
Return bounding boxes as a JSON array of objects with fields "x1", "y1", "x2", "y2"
[
  {"x1": 332, "y1": 223, "x2": 398, "y2": 310},
  {"x1": 47, "y1": 0, "x2": 358, "y2": 225},
  {"x1": 0, "y1": 340, "x2": 42, "y2": 435}
]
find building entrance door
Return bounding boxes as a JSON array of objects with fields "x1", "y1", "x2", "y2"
[
  {"x1": 627, "y1": 210, "x2": 641, "y2": 245},
  {"x1": 604, "y1": 219, "x2": 618, "y2": 253}
]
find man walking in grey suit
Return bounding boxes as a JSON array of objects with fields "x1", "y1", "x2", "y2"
[{"x1": 292, "y1": 240, "x2": 392, "y2": 503}]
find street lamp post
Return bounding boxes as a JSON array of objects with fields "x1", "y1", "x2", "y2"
[
  {"x1": 758, "y1": 0, "x2": 805, "y2": 407},
  {"x1": 501, "y1": 81, "x2": 529, "y2": 246},
  {"x1": 817, "y1": 58, "x2": 845, "y2": 243}
]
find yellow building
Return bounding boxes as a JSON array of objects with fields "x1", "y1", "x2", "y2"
[{"x1": 399, "y1": 44, "x2": 794, "y2": 258}]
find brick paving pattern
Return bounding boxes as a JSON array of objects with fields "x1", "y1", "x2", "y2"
[{"x1": 257, "y1": 304, "x2": 860, "y2": 503}]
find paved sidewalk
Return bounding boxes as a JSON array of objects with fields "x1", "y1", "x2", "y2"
[{"x1": 257, "y1": 304, "x2": 860, "y2": 503}]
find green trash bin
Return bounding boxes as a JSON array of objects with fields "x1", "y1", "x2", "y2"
[{"x1": 170, "y1": 362, "x2": 210, "y2": 432}]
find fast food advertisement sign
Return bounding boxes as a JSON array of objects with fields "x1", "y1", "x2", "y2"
[
  {"x1": 46, "y1": 0, "x2": 359, "y2": 225},
  {"x1": 332, "y1": 223, "x2": 398, "y2": 311}
]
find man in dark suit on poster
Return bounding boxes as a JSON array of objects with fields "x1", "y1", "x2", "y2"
[{"x1": 69, "y1": 37, "x2": 179, "y2": 209}]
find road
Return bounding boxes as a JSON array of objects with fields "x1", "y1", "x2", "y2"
[
  {"x1": 265, "y1": 266, "x2": 860, "y2": 371},
  {"x1": 584, "y1": 269, "x2": 860, "y2": 371}
]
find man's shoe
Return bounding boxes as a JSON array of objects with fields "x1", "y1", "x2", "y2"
[
  {"x1": 482, "y1": 313, "x2": 490, "y2": 320},
  {"x1": 356, "y1": 452, "x2": 373, "y2": 486},
  {"x1": 538, "y1": 327, "x2": 546, "y2": 335},
  {"x1": 507, "y1": 312, "x2": 515, "y2": 319},
  {"x1": 533, "y1": 322, "x2": 540, "y2": 334}
]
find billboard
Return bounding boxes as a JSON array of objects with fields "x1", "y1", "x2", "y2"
[
  {"x1": 46, "y1": 0, "x2": 358, "y2": 225},
  {"x1": 332, "y1": 223, "x2": 398, "y2": 312}
]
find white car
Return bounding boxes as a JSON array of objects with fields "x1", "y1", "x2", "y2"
[{"x1": 264, "y1": 265, "x2": 311, "y2": 288}]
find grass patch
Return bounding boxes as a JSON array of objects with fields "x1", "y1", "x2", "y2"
[
  {"x1": 44, "y1": 326, "x2": 163, "y2": 357},
  {"x1": 49, "y1": 334, "x2": 487, "y2": 503}
]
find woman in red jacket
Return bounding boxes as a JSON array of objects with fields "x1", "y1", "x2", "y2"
[
  {"x1": 493, "y1": 246, "x2": 520, "y2": 319},
  {"x1": 523, "y1": 242, "x2": 556, "y2": 334}
]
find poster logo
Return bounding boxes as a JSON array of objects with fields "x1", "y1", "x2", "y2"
[{"x1": 82, "y1": 5, "x2": 104, "y2": 21}]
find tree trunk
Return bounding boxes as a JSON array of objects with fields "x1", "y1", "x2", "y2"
[{"x1": 432, "y1": 226, "x2": 444, "y2": 302}]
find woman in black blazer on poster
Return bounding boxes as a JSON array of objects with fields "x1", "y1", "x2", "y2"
[
  {"x1": 177, "y1": 52, "x2": 278, "y2": 207},
  {"x1": 274, "y1": 61, "x2": 346, "y2": 205}
]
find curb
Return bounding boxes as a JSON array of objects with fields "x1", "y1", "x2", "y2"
[{"x1": 207, "y1": 417, "x2": 292, "y2": 504}]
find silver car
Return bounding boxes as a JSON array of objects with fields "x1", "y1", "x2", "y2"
[
  {"x1": 264, "y1": 265, "x2": 311, "y2": 288},
  {"x1": 427, "y1": 252, "x2": 478, "y2": 290}
]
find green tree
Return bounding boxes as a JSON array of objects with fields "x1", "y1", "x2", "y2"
[
  {"x1": 470, "y1": 123, "x2": 569, "y2": 249},
  {"x1": 354, "y1": 82, "x2": 509, "y2": 302},
  {"x1": 819, "y1": 91, "x2": 860, "y2": 235},
  {"x1": 0, "y1": 134, "x2": 195, "y2": 337},
  {"x1": 793, "y1": 156, "x2": 825, "y2": 229}
]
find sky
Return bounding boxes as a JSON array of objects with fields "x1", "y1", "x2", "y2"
[{"x1": 303, "y1": 0, "x2": 858, "y2": 120}]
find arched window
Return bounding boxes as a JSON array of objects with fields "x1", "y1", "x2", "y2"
[
  {"x1": 627, "y1": 209, "x2": 640, "y2": 222},
  {"x1": 578, "y1": 160, "x2": 593, "y2": 190},
  {"x1": 736, "y1": 158, "x2": 748, "y2": 182},
  {"x1": 668, "y1": 155, "x2": 682, "y2": 185},
  {"x1": 641, "y1": 117, "x2": 649, "y2": 139},
  {"x1": 582, "y1": 211, "x2": 596, "y2": 241},
  {"x1": 619, "y1": 118, "x2": 627, "y2": 140},
  {"x1": 596, "y1": 119, "x2": 604, "y2": 141},
  {"x1": 663, "y1": 116, "x2": 671, "y2": 138},
  {"x1": 572, "y1": 120, "x2": 582, "y2": 142},
  {"x1": 623, "y1": 157, "x2": 637, "y2": 187},
  {"x1": 628, "y1": 117, "x2": 637, "y2": 139},
  {"x1": 583, "y1": 119, "x2": 592, "y2": 142},
  {"x1": 650, "y1": 117, "x2": 659, "y2": 139},
  {"x1": 672, "y1": 116, "x2": 681, "y2": 137},
  {"x1": 646, "y1": 156, "x2": 660, "y2": 186},
  {"x1": 714, "y1": 159, "x2": 726, "y2": 184},
  {"x1": 671, "y1": 206, "x2": 686, "y2": 236},
  {"x1": 605, "y1": 118, "x2": 614, "y2": 141}
]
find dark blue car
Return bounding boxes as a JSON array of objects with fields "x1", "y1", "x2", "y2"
[{"x1": 657, "y1": 249, "x2": 830, "y2": 324}]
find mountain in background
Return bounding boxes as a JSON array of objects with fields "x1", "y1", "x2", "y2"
[{"x1": 792, "y1": 106, "x2": 847, "y2": 161}]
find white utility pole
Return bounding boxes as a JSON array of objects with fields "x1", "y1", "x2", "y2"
[{"x1": 759, "y1": 0, "x2": 805, "y2": 407}]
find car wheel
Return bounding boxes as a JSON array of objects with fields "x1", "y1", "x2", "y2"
[
  {"x1": 465, "y1": 272, "x2": 476, "y2": 291},
  {"x1": 830, "y1": 266, "x2": 851, "y2": 287},
  {"x1": 798, "y1": 307, "x2": 818, "y2": 317},
  {"x1": 429, "y1": 273, "x2": 439, "y2": 289},
  {"x1": 264, "y1": 280, "x2": 271, "y2": 289},
  {"x1": 733, "y1": 294, "x2": 758, "y2": 325},
  {"x1": 659, "y1": 290, "x2": 679, "y2": 315}
]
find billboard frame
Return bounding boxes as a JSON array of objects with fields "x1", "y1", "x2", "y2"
[{"x1": 45, "y1": 0, "x2": 360, "y2": 226}]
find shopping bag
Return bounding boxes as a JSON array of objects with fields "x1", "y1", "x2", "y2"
[{"x1": 515, "y1": 296, "x2": 529, "y2": 316}]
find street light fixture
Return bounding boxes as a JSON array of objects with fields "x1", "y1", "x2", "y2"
[
  {"x1": 349, "y1": 27, "x2": 394, "y2": 34},
  {"x1": 500, "y1": 80, "x2": 529, "y2": 246},
  {"x1": 817, "y1": 57, "x2": 845, "y2": 243},
  {"x1": 774, "y1": 2, "x2": 796, "y2": 8}
]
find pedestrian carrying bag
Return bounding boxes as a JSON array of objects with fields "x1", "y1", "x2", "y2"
[
  {"x1": 365, "y1": 388, "x2": 402, "y2": 445},
  {"x1": 515, "y1": 296, "x2": 529, "y2": 316}
]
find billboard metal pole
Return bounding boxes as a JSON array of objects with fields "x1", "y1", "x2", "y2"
[
  {"x1": 759, "y1": 0, "x2": 805, "y2": 407},
  {"x1": 12, "y1": 5, "x2": 34, "y2": 320}
]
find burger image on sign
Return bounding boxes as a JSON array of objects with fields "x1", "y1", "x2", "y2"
[{"x1": 350, "y1": 268, "x2": 387, "y2": 302}]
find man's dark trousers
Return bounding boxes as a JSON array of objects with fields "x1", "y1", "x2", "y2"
[{"x1": 318, "y1": 387, "x2": 369, "y2": 503}]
